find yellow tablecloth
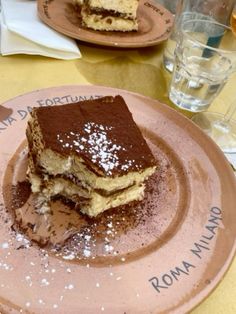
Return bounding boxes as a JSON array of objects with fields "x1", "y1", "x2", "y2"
[{"x1": 0, "y1": 42, "x2": 235, "y2": 313}]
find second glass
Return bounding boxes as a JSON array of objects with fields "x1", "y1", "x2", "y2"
[
  {"x1": 163, "y1": 0, "x2": 236, "y2": 73},
  {"x1": 169, "y1": 19, "x2": 236, "y2": 112}
]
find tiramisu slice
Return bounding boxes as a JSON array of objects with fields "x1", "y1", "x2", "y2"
[
  {"x1": 26, "y1": 95, "x2": 156, "y2": 217},
  {"x1": 74, "y1": 0, "x2": 139, "y2": 31}
]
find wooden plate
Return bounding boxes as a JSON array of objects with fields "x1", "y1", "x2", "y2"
[
  {"x1": 0, "y1": 85, "x2": 235, "y2": 313},
  {"x1": 37, "y1": 0, "x2": 174, "y2": 48}
]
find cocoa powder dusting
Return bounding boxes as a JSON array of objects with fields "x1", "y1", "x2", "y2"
[{"x1": 11, "y1": 181, "x2": 31, "y2": 209}]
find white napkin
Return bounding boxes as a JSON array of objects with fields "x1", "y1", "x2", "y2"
[{"x1": 0, "y1": 0, "x2": 81, "y2": 59}]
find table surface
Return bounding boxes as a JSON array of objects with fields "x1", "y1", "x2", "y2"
[{"x1": 0, "y1": 41, "x2": 235, "y2": 313}]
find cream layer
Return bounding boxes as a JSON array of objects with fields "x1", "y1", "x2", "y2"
[{"x1": 29, "y1": 173, "x2": 145, "y2": 217}]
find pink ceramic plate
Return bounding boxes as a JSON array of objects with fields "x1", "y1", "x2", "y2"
[
  {"x1": 37, "y1": 0, "x2": 174, "y2": 48},
  {"x1": 0, "y1": 85, "x2": 235, "y2": 313}
]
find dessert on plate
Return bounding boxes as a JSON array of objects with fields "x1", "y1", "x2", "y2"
[
  {"x1": 74, "y1": 0, "x2": 140, "y2": 31},
  {"x1": 26, "y1": 95, "x2": 156, "y2": 217}
]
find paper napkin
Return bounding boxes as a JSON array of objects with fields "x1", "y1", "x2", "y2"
[{"x1": 0, "y1": 0, "x2": 81, "y2": 59}]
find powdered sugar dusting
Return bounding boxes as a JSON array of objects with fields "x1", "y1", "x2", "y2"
[{"x1": 56, "y1": 121, "x2": 141, "y2": 175}]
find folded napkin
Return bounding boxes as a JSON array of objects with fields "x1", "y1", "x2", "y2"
[{"x1": 0, "y1": 0, "x2": 81, "y2": 59}]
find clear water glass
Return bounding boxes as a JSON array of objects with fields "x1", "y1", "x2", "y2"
[
  {"x1": 162, "y1": 0, "x2": 236, "y2": 73},
  {"x1": 169, "y1": 19, "x2": 236, "y2": 112}
]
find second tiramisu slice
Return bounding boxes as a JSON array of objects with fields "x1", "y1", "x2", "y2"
[{"x1": 74, "y1": 0, "x2": 140, "y2": 31}]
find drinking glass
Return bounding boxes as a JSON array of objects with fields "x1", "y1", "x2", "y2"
[
  {"x1": 192, "y1": 99, "x2": 236, "y2": 153},
  {"x1": 169, "y1": 19, "x2": 236, "y2": 113},
  {"x1": 163, "y1": 0, "x2": 236, "y2": 73}
]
